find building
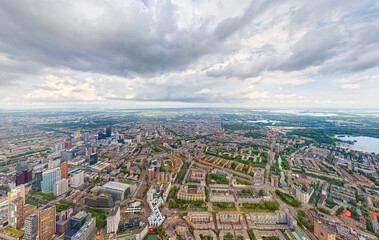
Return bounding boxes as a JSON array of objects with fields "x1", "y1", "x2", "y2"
[
  {"x1": 24, "y1": 204, "x2": 38, "y2": 219},
  {"x1": 8, "y1": 198, "x2": 24, "y2": 229},
  {"x1": 71, "y1": 211, "x2": 92, "y2": 231},
  {"x1": 292, "y1": 185, "x2": 314, "y2": 204},
  {"x1": 0, "y1": 227, "x2": 24, "y2": 240},
  {"x1": 249, "y1": 211, "x2": 295, "y2": 228},
  {"x1": 53, "y1": 178, "x2": 69, "y2": 196},
  {"x1": 107, "y1": 206, "x2": 120, "y2": 233},
  {"x1": 65, "y1": 142, "x2": 72, "y2": 150},
  {"x1": 106, "y1": 127, "x2": 112, "y2": 137},
  {"x1": 38, "y1": 204, "x2": 56, "y2": 240},
  {"x1": 157, "y1": 171, "x2": 172, "y2": 183},
  {"x1": 48, "y1": 159, "x2": 60, "y2": 169},
  {"x1": 271, "y1": 175, "x2": 279, "y2": 188},
  {"x1": 60, "y1": 162, "x2": 68, "y2": 179},
  {"x1": 370, "y1": 211, "x2": 379, "y2": 233},
  {"x1": 24, "y1": 214, "x2": 38, "y2": 240},
  {"x1": 41, "y1": 167, "x2": 61, "y2": 194},
  {"x1": 177, "y1": 185, "x2": 206, "y2": 201},
  {"x1": 99, "y1": 181, "x2": 131, "y2": 202},
  {"x1": 136, "y1": 134, "x2": 141, "y2": 144},
  {"x1": 8, "y1": 185, "x2": 25, "y2": 205},
  {"x1": 72, "y1": 217, "x2": 96, "y2": 240},
  {"x1": 184, "y1": 212, "x2": 214, "y2": 230},
  {"x1": 74, "y1": 130, "x2": 81, "y2": 140},
  {"x1": 70, "y1": 170, "x2": 84, "y2": 188},
  {"x1": 32, "y1": 171, "x2": 42, "y2": 192},
  {"x1": 15, "y1": 170, "x2": 33, "y2": 186},
  {"x1": 83, "y1": 132, "x2": 90, "y2": 144},
  {"x1": 148, "y1": 167, "x2": 155, "y2": 181},
  {"x1": 85, "y1": 194, "x2": 114, "y2": 208},
  {"x1": 274, "y1": 144, "x2": 280, "y2": 153},
  {"x1": 56, "y1": 219, "x2": 71, "y2": 235},
  {"x1": 89, "y1": 153, "x2": 98, "y2": 165},
  {"x1": 314, "y1": 220, "x2": 336, "y2": 240}
]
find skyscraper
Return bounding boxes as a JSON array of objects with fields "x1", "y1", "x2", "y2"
[
  {"x1": 38, "y1": 204, "x2": 56, "y2": 240},
  {"x1": 32, "y1": 171, "x2": 42, "y2": 192},
  {"x1": 8, "y1": 197, "x2": 24, "y2": 229},
  {"x1": 65, "y1": 142, "x2": 72, "y2": 150},
  {"x1": 8, "y1": 185, "x2": 25, "y2": 205},
  {"x1": 83, "y1": 132, "x2": 90, "y2": 144},
  {"x1": 15, "y1": 169, "x2": 33, "y2": 186},
  {"x1": 106, "y1": 127, "x2": 112, "y2": 137},
  {"x1": 89, "y1": 153, "x2": 98, "y2": 165},
  {"x1": 41, "y1": 168, "x2": 61, "y2": 194},
  {"x1": 74, "y1": 130, "x2": 80, "y2": 140},
  {"x1": 60, "y1": 161, "x2": 68, "y2": 179}
]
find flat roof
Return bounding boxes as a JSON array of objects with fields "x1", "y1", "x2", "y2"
[{"x1": 102, "y1": 181, "x2": 131, "y2": 191}]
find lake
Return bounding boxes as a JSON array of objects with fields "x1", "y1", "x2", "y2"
[{"x1": 337, "y1": 136, "x2": 379, "y2": 154}]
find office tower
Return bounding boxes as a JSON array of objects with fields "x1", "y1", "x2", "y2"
[
  {"x1": 106, "y1": 127, "x2": 112, "y2": 137},
  {"x1": 71, "y1": 211, "x2": 92, "y2": 231},
  {"x1": 65, "y1": 142, "x2": 72, "y2": 150},
  {"x1": 41, "y1": 168, "x2": 61, "y2": 194},
  {"x1": 74, "y1": 130, "x2": 80, "y2": 140},
  {"x1": 53, "y1": 178, "x2": 69, "y2": 196},
  {"x1": 64, "y1": 151, "x2": 73, "y2": 162},
  {"x1": 15, "y1": 161, "x2": 29, "y2": 172},
  {"x1": 15, "y1": 169, "x2": 33, "y2": 186},
  {"x1": 8, "y1": 185, "x2": 25, "y2": 205},
  {"x1": 72, "y1": 217, "x2": 96, "y2": 240},
  {"x1": 48, "y1": 159, "x2": 60, "y2": 169},
  {"x1": 70, "y1": 170, "x2": 84, "y2": 188},
  {"x1": 32, "y1": 171, "x2": 42, "y2": 192},
  {"x1": 83, "y1": 132, "x2": 90, "y2": 144},
  {"x1": 148, "y1": 167, "x2": 155, "y2": 181},
  {"x1": 60, "y1": 161, "x2": 68, "y2": 179},
  {"x1": 89, "y1": 153, "x2": 98, "y2": 165},
  {"x1": 136, "y1": 134, "x2": 141, "y2": 144},
  {"x1": 107, "y1": 207, "x2": 120, "y2": 233},
  {"x1": 25, "y1": 214, "x2": 38, "y2": 240},
  {"x1": 38, "y1": 204, "x2": 56, "y2": 240},
  {"x1": 8, "y1": 197, "x2": 24, "y2": 229}
]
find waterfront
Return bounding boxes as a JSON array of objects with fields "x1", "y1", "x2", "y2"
[{"x1": 337, "y1": 136, "x2": 379, "y2": 154}]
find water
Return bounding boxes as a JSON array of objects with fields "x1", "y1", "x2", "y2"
[
  {"x1": 337, "y1": 136, "x2": 379, "y2": 154},
  {"x1": 278, "y1": 155, "x2": 288, "y2": 188}
]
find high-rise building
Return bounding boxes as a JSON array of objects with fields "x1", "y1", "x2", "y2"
[
  {"x1": 83, "y1": 132, "x2": 90, "y2": 144},
  {"x1": 25, "y1": 214, "x2": 38, "y2": 240},
  {"x1": 8, "y1": 185, "x2": 25, "y2": 205},
  {"x1": 72, "y1": 217, "x2": 96, "y2": 240},
  {"x1": 64, "y1": 151, "x2": 73, "y2": 162},
  {"x1": 15, "y1": 169, "x2": 33, "y2": 186},
  {"x1": 8, "y1": 197, "x2": 24, "y2": 229},
  {"x1": 74, "y1": 130, "x2": 81, "y2": 140},
  {"x1": 70, "y1": 170, "x2": 84, "y2": 188},
  {"x1": 41, "y1": 168, "x2": 61, "y2": 194},
  {"x1": 89, "y1": 153, "x2": 98, "y2": 165},
  {"x1": 32, "y1": 171, "x2": 42, "y2": 192},
  {"x1": 65, "y1": 142, "x2": 72, "y2": 150},
  {"x1": 15, "y1": 161, "x2": 29, "y2": 173},
  {"x1": 48, "y1": 159, "x2": 60, "y2": 169},
  {"x1": 148, "y1": 167, "x2": 155, "y2": 181},
  {"x1": 53, "y1": 178, "x2": 69, "y2": 196},
  {"x1": 274, "y1": 144, "x2": 280, "y2": 153},
  {"x1": 106, "y1": 127, "x2": 112, "y2": 137},
  {"x1": 60, "y1": 162, "x2": 68, "y2": 179},
  {"x1": 314, "y1": 220, "x2": 336, "y2": 240},
  {"x1": 38, "y1": 204, "x2": 56, "y2": 240},
  {"x1": 136, "y1": 134, "x2": 141, "y2": 144},
  {"x1": 107, "y1": 206, "x2": 120, "y2": 233}
]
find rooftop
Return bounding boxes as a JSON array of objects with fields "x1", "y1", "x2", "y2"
[{"x1": 102, "y1": 181, "x2": 131, "y2": 191}]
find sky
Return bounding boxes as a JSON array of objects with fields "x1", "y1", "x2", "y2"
[{"x1": 0, "y1": 0, "x2": 379, "y2": 109}]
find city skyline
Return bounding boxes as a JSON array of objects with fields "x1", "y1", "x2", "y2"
[{"x1": 0, "y1": 0, "x2": 378, "y2": 109}]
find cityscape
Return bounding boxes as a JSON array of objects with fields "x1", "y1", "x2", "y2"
[
  {"x1": 0, "y1": 0, "x2": 379, "y2": 240},
  {"x1": 0, "y1": 109, "x2": 378, "y2": 240}
]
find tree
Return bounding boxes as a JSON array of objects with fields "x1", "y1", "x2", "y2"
[{"x1": 259, "y1": 189, "x2": 264, "y2": 196}]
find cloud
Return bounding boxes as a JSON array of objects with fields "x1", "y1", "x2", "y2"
[{"x1": 0, "y1": 0, "x2": 378, "y2": 108}]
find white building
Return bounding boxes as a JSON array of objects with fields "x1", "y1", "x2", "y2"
[
  {"x1": 53, "y1": 178, "x2": 69, "y2": 196},
  {"x1": 107, "y1": 207, "x2": 121, "y2": 233},
  {"x1": 70, "y1": 171, "x2": 84, "y2": 188}
]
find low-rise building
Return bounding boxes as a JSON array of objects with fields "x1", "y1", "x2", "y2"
[{"x1": 177, "y1": 185, "x2": 206, "y2": 201}]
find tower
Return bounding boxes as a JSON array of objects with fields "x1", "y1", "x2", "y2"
[{"x1": 38, "y1": 204, "x2": 56, "y2": 240}]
